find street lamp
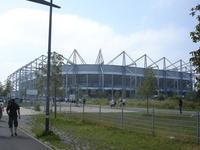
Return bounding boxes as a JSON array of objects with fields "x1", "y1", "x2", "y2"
[{"x1": 26, "y1": 0, "x2": 61, "y2": 132}]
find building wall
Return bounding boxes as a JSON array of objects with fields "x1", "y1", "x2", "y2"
[{"x1": 63, "y1": 64, "x2": 192, "y2": 97}]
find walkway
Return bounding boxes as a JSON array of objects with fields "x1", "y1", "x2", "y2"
[{"x1": 0, "y1": 119, "x2": 51, "y2": 150}]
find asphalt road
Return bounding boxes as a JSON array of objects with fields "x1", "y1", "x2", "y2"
[{"x1": 0, "y1": 119, "x2": 51, "y2": 150}]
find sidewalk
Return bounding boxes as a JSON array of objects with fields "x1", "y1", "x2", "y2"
[{"x1": 0, "y1": 117, "x2": 51, "y2": 150}]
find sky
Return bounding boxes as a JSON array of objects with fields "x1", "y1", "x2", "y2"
[{"x1": 0, "y1": 0, "x2": 199, "y2": 83}]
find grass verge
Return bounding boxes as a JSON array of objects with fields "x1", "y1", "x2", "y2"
[
  {"x1": 31, "y1": 116, "x2": 70, "y2": 150},
  {"x1": 31, "y1": 114, "x2": 199, "y2": 150}
]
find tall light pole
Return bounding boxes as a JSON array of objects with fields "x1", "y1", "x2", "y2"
[{"x1": 27, "y1": 0, "x2": 61, "y2": 132}]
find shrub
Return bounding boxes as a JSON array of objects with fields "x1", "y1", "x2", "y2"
[
  {"x1": 34, "y1": 103, "x2": 41, "y2": 111},
  {"x1": 185, "y1": 91, "x2": 199, "y2": 101},
  {"x1": 157, "y1": 93, "x2": 166, "y2": 101}
]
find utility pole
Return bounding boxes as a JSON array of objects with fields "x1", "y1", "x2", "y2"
[{"x1": 26, "y1": 0, "x2": 61, "y2": 132}]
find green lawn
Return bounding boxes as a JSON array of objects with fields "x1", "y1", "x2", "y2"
[
  {"x1": 31, "y1": 114, "x2": 199, "y2": 150},
  {"x1": 75, "y1": 111, "x2": 197, "y2": 143}
]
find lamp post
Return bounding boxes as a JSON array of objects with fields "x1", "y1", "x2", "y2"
[{"x1": 26, "y1": 0, "x2": 61, "y2": 132}]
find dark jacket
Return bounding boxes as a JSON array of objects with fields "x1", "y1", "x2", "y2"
[{"x1": 6, "y1": 102, "x2": 20, "y2": 117}]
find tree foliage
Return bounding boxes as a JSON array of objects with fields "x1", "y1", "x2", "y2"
[
  {"x1": 0, "y1": 82, "x2": 3, "y2": 96},
  {"x1": 3, "y1": 80, "x2": 12, "y2": 97},
  {"x1": 139, "y1": 68, "x2": 156, "y2": 98},
  {"x1": 138, "y1": 68, "x2": 156, "y2": 113},
  {"x1": 51, "y1": 52, "x2": 65, "y2": 98},
  {"x1": 190, "y1": 4, "x2": 200, "y2": 92},
  {"x1": 35, "y1": 63, "x2": 47, "y2": 97},
  {"x1": 35, "y1": 52, "x2": 64, "y2": 98},
  {"x1": 0, "y1": 80, "x2": 13, "y2": 98}
]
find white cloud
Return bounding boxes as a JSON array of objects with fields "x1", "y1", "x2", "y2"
[
  {"x1": 0, "y1": 8, "x2": 192, "y2": 82},
  {"x1": 153, "y1": 0, "x2": 175, "y2": 9}
]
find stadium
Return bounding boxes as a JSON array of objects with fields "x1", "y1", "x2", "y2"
[{"x1": 7, "y1": 49, "x2": 194, "y2": 99}]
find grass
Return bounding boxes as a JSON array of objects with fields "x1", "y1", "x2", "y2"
[
  {"x1": 31, "y1": 116, "x2": 70, "y2": 150},
  {"x1": 83, "y1": 111, "x2": 197, "y2": 142},
  {"x1": 31, "y1": 113, "x2": 199, "y2": 150}
]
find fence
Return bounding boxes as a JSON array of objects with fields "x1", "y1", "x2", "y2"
[
  {"x1": 55, "y1": 102, "x2": 199, "y2": 144},
  {"x1": 26, "y1": 101, "x2": 200, "y2": 144}
]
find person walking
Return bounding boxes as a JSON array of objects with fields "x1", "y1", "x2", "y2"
[{"x1": 6, "y1": 99, "x2": 20, "y2": 136}]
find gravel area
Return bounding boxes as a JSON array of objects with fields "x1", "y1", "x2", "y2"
[{"x1": 52, "y1": 127, "x2": 90, "y2": 150}]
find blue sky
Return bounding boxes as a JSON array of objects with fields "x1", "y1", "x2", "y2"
[
  {"x1": 0, "y1": 0, "x2": 199, "y2": 82},
  {"x1": 0, "y1": 0, "x2": 197, "y2": 34},
  {"x1": 62, "y1": 0, "x2": 196, "y2": 34}
]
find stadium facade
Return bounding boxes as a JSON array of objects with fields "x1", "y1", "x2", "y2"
[{"x1": 7, "y1": 50, "x2": 194, "y2": 99}]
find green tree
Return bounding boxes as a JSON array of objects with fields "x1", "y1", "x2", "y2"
[
  {"x1": 114, "y1": 91, "x2": 120, "y2": 99},
  {"x1": 96, "y1": 90, "x2": 106, "y2": 98},
  {"x1": 35, "y1": 52, "x2": 65, "y2": 118},
  {"x1": 3, "y1": 80, "x2": 12, "y2": 98},
  {"x1": 35, "y1": 66, "x2": 47, "y2": 98},
  {"x1": 190, "y1": 4, "x2": 200, "y2": 93},
  {"x1": 20, "y1": 88, "x2": 26, "y2": 100},
  {"x1": 51, "y1": 52, "x2": 65, "y2": 118},
  {"x1": 138, "y1": 68, "x2": 156, "y2": 114},
  {"x1": 0, "y1": 82, "x2": 3, "y2": 96}
]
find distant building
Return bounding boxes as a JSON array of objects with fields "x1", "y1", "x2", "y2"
[{"x1": 7, "y1": 50, "x2": 194, "y2": 99}]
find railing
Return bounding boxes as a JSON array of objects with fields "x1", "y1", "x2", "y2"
[
  {"x1": 60, "y1": 103, "x2": 199, "y2": 144},
  {"x1": 24, "y1": 101, "x2": 200, "y2": 144}
]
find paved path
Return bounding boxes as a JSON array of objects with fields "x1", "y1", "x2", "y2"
[
  {"x1": 0, "y1": 118, "x2": 51, "y2": 150},
  {"x1": 44, "y1": 102, "x2": 197, "y2": 116}
]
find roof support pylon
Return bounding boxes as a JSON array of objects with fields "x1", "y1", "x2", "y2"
[
  {"x1": 95, "y1": 49, "x2": 104, "y2": 64},
  {"x1": 68, "y1": 49, "x2": 86, "y2": 64}
]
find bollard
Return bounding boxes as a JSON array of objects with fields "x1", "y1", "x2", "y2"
[{"x1": 197, "y1": 112, "x2": 200, "y2": 144}]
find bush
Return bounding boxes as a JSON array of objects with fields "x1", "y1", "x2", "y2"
[
  {"x1": 157, "y1": 93, "x2": 166, "y2": 101},
  {"x1": 34, "y1": 103, "x2": 41, "y2": 111},
  {"x1": 184, "y1": 91, "x2": 199, "y2": 101},
  {"x1": 165, "y1": 102, "x2": 176, "y2": 109},
  {"x1": 167, "y1": 93, "x2": 179, "y2": 101}
]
